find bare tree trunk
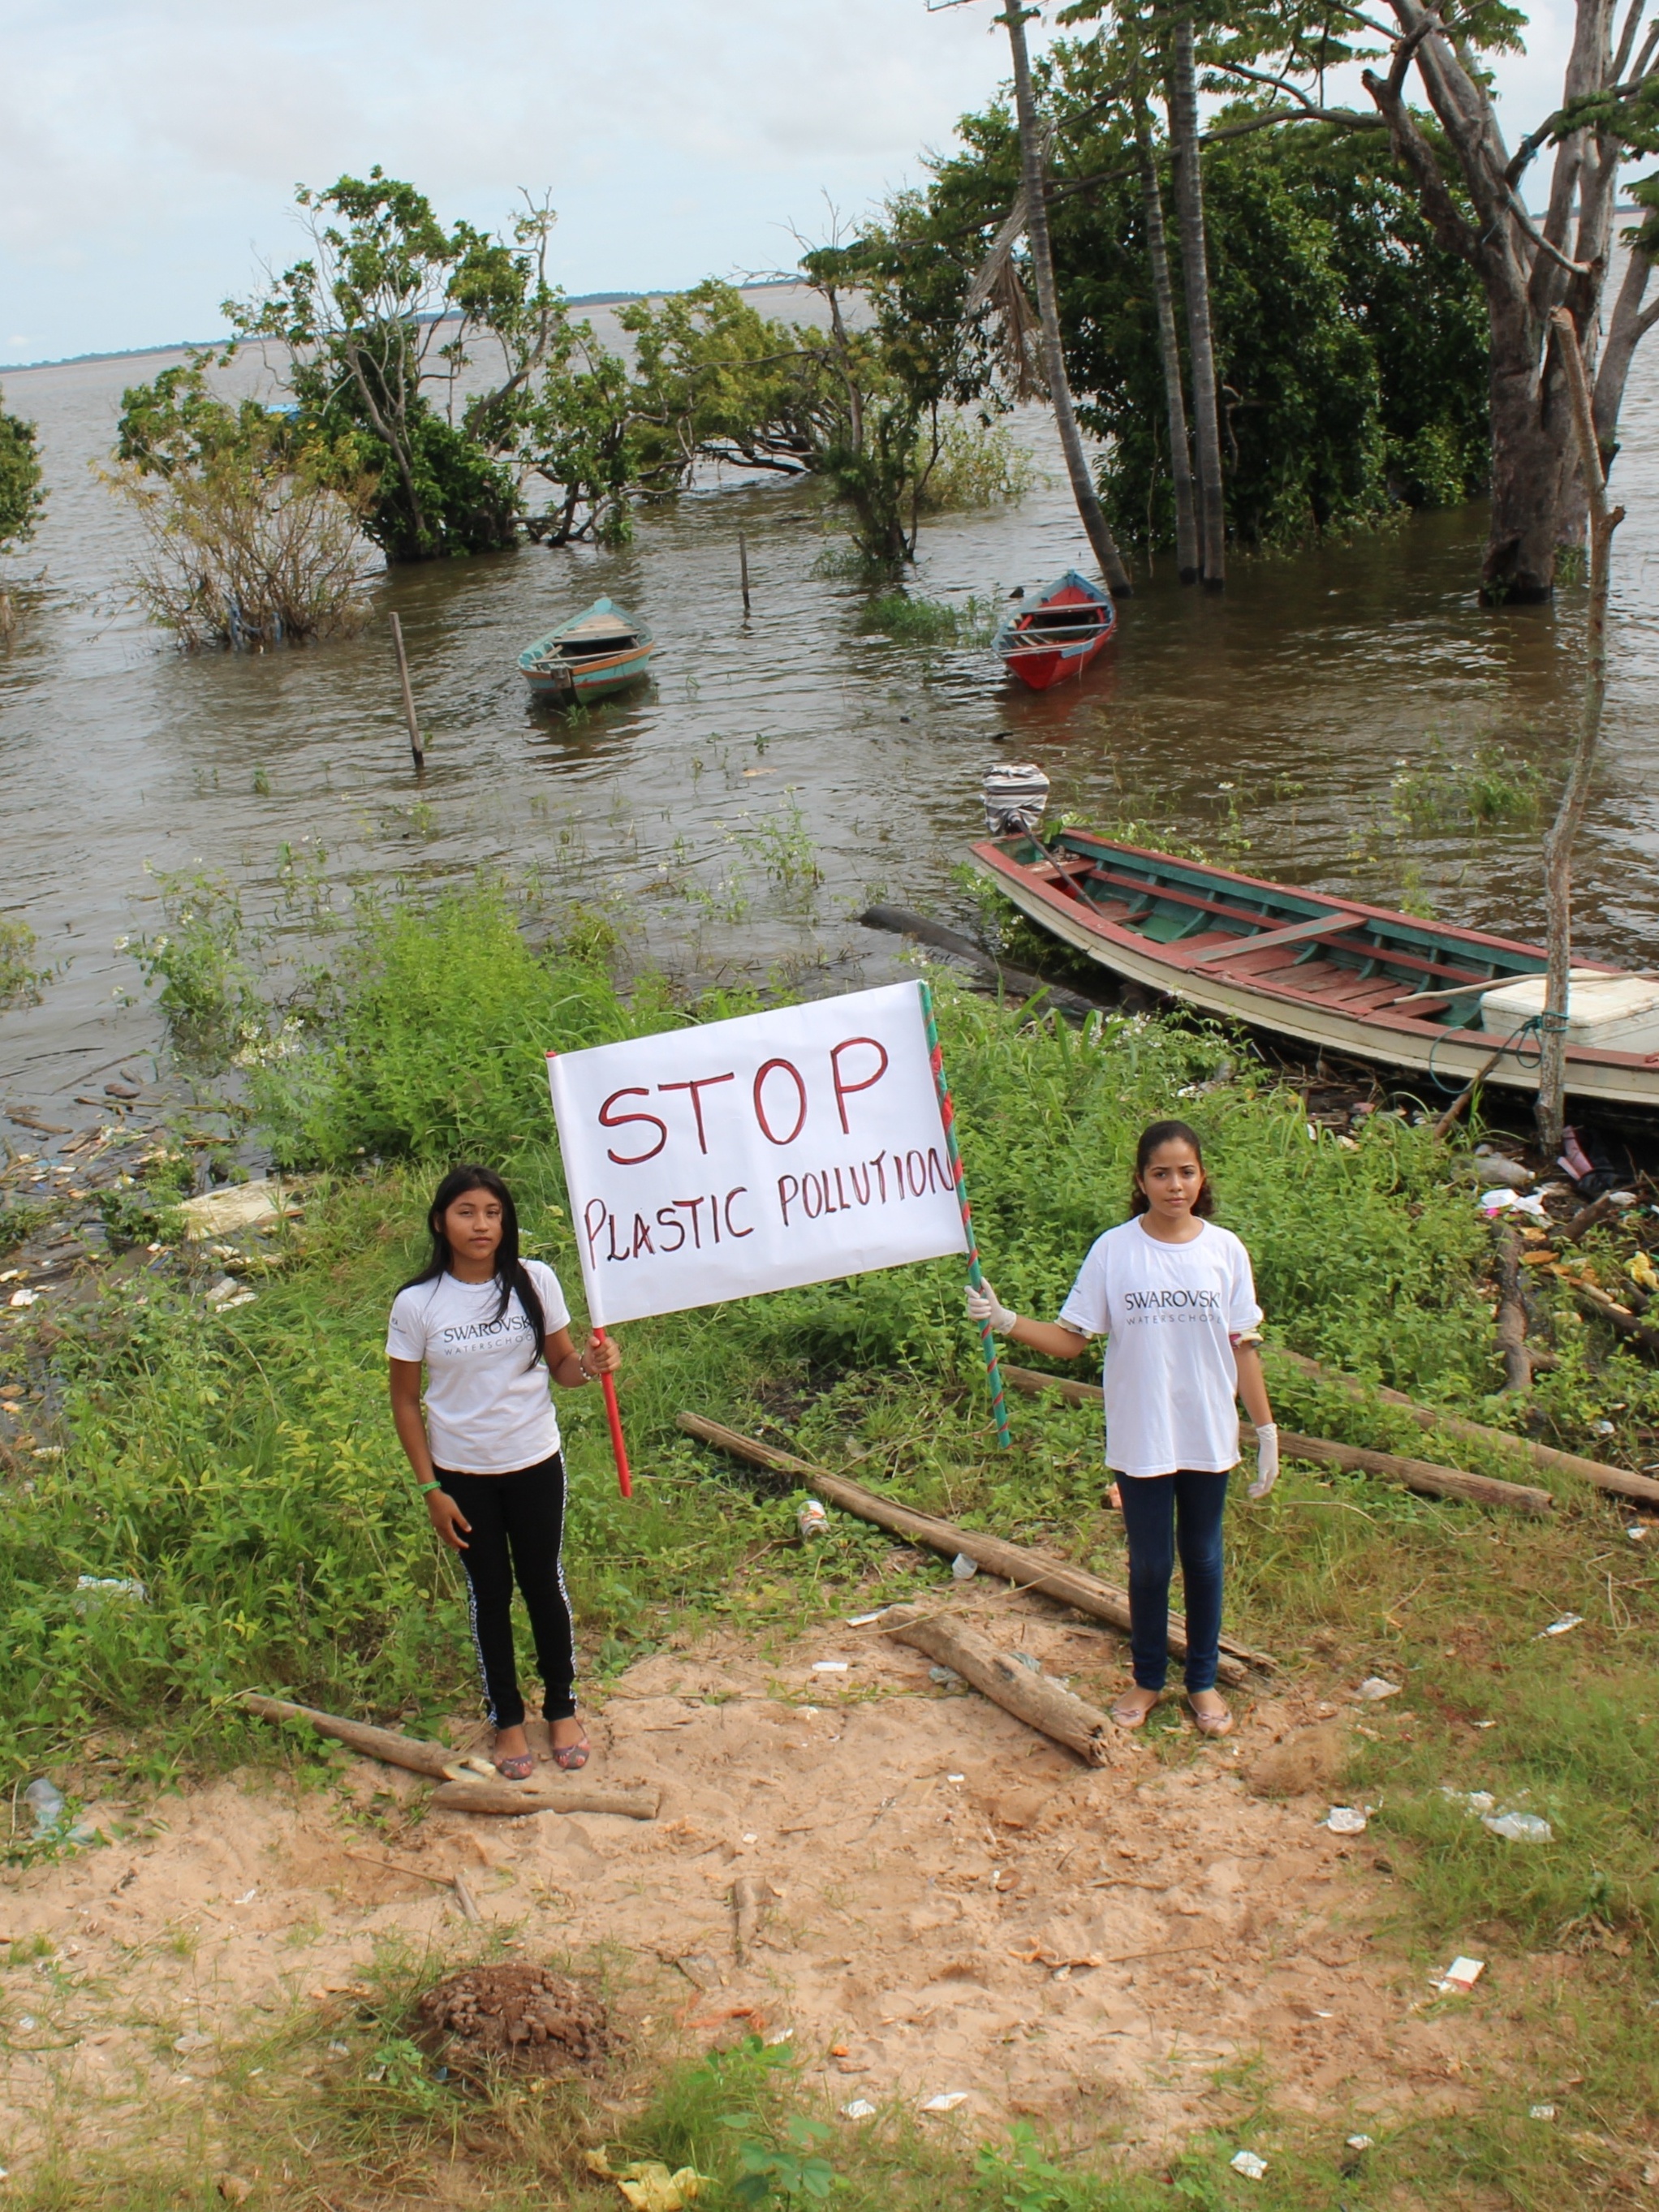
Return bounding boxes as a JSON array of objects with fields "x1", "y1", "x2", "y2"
[
  {"x1": 1167, "y1": 14, "x2": 1226, "y2": 588},
  {"x1": 1133, "y1": 93, "x2": 1199, "y2": 583},
  {"x1": 1536, "y1": 306, "x2": 1626, "y2": 1153},
  {"x1": 1002, "y1": 2, "x2": 1134, "y2": 597},
  {"x1": 1593, "y1": 238, "x2": 1659, "y2": 467}
]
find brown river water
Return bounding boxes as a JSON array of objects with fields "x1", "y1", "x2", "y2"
[{"x1": 3, "y1": 290, "x2": 1659, "y2": 1120}]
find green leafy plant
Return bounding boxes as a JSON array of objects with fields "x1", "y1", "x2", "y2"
[
  {"x1": 0, "y1": 915, "x2": 47, "y2": 1009},
  {"x1": 724, "y1": 2112, "x2": 836, "y2": 2204}
]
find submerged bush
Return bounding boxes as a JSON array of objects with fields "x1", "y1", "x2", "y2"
[
  {"x1": 855, "y1": 592, "x2": 995, "y2": 645},
  {"x1": 1391, "y1": 737, "x2": 1552, "y2": 830}
]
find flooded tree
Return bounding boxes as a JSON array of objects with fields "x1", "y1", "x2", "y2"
[
  {"x1": 0, "y1": 389, "x2": 45, "y2": 553},
  {"x1": 1360, "y1": 0, "x2": 1659, "y2": 601},
  {"x1": 225, "y1": 171, "x2": 567, "y2": 563},
  {"x1": 112, "y1": 358, "x2": 375, "y2": 648}
]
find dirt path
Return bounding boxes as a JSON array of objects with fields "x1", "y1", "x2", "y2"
[{"x1": 0, "y1": 1594, "x2": 1488, "y2": 2182}]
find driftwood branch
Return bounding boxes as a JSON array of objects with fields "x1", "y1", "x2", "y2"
[
  {"x1": 1264, "y1": 1346, "x2": 1659, "y2": 1505},
  {"x1": 1000, "y1": 1366, "x2": 1552, "y2": 1515},
  {"x1": 240, "y1": 1692, "x2": 459, "y2": 1778},
  {"x1": 428, "y1": 1780, "x2": 659, "y2": 1820},
  {"x1": 881, "y1": 1603, "x2": 1112, "y2": 1764},
  {"x1": 1571, "y1": 1276, "x2": 1659, "y2": 1358},
  {"x1": 674, "y1": 1413, "x2": 1272, "y2": 1682},
  {"x1": 1494, "y1": 1226, "x2": 1536, "y2": 1392}
]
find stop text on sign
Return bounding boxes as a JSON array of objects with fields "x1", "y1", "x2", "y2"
[{"x1": 545, "y1": 981, "x2": 967, "y2": 1325}]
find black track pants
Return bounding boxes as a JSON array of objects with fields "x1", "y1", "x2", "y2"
[{"x1": 433, "y1": 1452, "x2": 576, "y2": 1728}]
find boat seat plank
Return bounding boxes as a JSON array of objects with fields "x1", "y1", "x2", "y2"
[{"x1": 1187, "y1": 912, "x2": 1347, "y2": 966}]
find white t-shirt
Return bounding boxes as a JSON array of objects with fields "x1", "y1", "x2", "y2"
[
  {"x1": 1058, "y1": 1219, "x2": 1262, "y2": 1478},
  {"x1": 386, "y1": 1260, "x2": 572, "y2": 1474}
]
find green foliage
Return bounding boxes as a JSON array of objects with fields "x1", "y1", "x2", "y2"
[
  {"x1": 0, "y1": 914, "x2": 45, "y2": 1009},
  {"x1": 112, "y1": 358, "x2": 373, "y2": 648},
  {"x1": 132, "y1": 868, "x2": 268, "y2": 1065},
  {"x1": 224, "y1": 169, "x2": 559, "y2": 562},
  {"x1": 912, "y1": 63, "x2": 1489, "y2": 553},
  {"x1": 0, "y1": 387, "x2": 45, "y2": 551},
  {"x1": 1390, "y1": 737, "x2": 1552, "y2": 829},
  {"x1": 856, "y1": 593, "x2": 995, "y2": 645}
]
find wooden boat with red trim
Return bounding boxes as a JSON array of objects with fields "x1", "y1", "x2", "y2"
[
  {"x1": 993, "y1": 570, "x2": 1116, "y2": 691},
  {"x1": 971, "y1": 825, "x2": 1659, "y2": 1109}
]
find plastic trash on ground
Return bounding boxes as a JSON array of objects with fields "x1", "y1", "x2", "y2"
[
  {"x1": 1441, "y1": 1788, "x2": 1497, "y2": 1814},
  {"x1": 1472, "y1": 1151, "x2": 1535, "y2": 1189},
  {"x1": 1324, "y1": 1806, "x2": 1368, "y2": 1835},
  {"x1": 176, "y1": 1179, "x2": 296, "y2": 1239},
  {"x1": 919, "y1": 2091, "x2": 969, "y2": 2113},
  {"x1": 1433, "y1": 1956, "x2": 1484, "y2": 1994},
  {"x1": 929, "y1": 1665, "x2": 963, "y2": 1687},
  {"x1": 1536, "y1": 1614, "x2": 1584, "y2": 1637},
  {"x1": 812, "y1": 1659, "x2": 849, "y2": 1674},
  {"x1": 1483, "y1": 1810, "x2": 1553, "y2": 1843},
  {"x1": 796, "y1": 1499, "x2": 828, "y2": 1539},
  {"x1": 74, "y1": 1575, "x2": 148, "y2": 1614},
  {"x1": 1230, "y1": 2150, "x2": 1268, "y2": 2180},
  {"x1": 1478, "y1": 1188, "x2": 1548, "y2": 1218},
  {"x1": 583, "y1": 2150, "x2": 709, "y2": 2212},
  {"x1": 24, "y1": 1779, "x2": 64, "y2": 1835},
  {"x1": 842, "y1": 2099, "x2": 877, "y2": 2119},
  {"x1": 847, "y1": 1609, "x2": 888, "y2": 1625},
  {"x1": 1345, "y1": 2135, "x2": 1375, "y2": 2151},
  {"x1": 1355, "y1": 1676, "x2": 1402, "y2": 1701},
  {"x1": 951, "y1": 1552, "x2": 978, "y2": 1581},
  {"x1": 1529, "y1": 2103, "x2": 1556, "y2": 2120}
]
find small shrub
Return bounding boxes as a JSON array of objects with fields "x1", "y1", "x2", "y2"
[
  {"x1": 0, "y1": 915, "x2": 46, "y2": 1009},
  {"x1": 856, "y1": 593, "x2": 995, "y2": 646},
  {"x1": 917, "y1": 416, "x2": 1038, "y2": 511},
  {"x1": 1391, "y1": 737, "x2": 1552, "y2": 830}
]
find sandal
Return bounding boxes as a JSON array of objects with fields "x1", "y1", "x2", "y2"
[
  {"x1": 550, "y1": 1727, "x2": 590, "y2": 1773},
  {"x1": 1187, "y1": 1695, "x2": 1234, "y2": 1739},
  {"x1": 494, "y1": 1753, "x2": 536, "y2": 1781},
  {"x1": 1110, "y1": 1691, "x2": 1161, "y2": 1730}
]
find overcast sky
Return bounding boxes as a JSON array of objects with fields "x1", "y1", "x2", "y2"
[{"x1": 2, "y1": 0, "x2": 1586, "y2": 368}]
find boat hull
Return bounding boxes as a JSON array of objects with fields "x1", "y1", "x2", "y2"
[
  {"x1": 972, "y1": 833, "x2": 1659, "y2": 1111},
  {"x1": 994, "y1": 569, "x2": 1117, "y2": 691},
  {"x1": 523, "y1": 644, "x2": 654, "y2": 703}
]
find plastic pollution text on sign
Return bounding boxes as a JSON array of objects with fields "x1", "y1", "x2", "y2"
[{"x1": 547, "y1": 982, "x2": 967, "y2": 1326}]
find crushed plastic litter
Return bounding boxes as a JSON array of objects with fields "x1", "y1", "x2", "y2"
[
  {"x1": 796, "y1": 1499, "x2": 828, "y2": 1539},
  {"x1": 847, "y1": 1609, "x2": 889, "y2": 1625},
  {"x1": 73, "y1": 1574, "x2": 148, "y2": 1614},
  {"x1": 1536, "y1": 1614, "x2": 1584, "y2": 1637},
  {"x1": 1229, "y1": 2150, "x2": 1268, "y2": 2180},
  {"x1": 1323, "y1": 1806, "x2": 1368, "y2": 1834},
  {"x1": 1484, "y1": 1810, "x2": 1553, "y2": 1843},
  {"x1": 929, "y1": 1665, "x2": 963, "y2": 1687},
  {"x1": 1355, "y1": 1676, "x2": 1402, "y2": 1701},
  {"x1": 1479, "y1": 1188, "x2": 1549, "y2": 1219},
  {"x1": 950, "y1": 1552, "x2": 978, "y2": 1580},
  {"x1": 812, "y1": 1660, "x2": 849, "y2": 1673},
  {"x1": 1345, "y1": 2135, "x2": 1375, "y2": 2152},
  {"x1": 919, "y1": 2092, "x2": 969, "y2": 2113},
  {"x1": 1529, "y1": 2104, "x2": 1556, "y2": 2120},
  {"x1": 842, "y1": 2100, "x2": 877, "y2": 2119}
]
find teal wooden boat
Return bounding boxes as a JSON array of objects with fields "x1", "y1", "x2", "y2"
[
  {"x1": 972, "y1": 824, "x2": 1659, "y2": 1111},
  {"x1": 519, "y1": 599, "x2": 654, "y2": 704}
]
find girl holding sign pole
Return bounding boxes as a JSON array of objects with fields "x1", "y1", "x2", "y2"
[
  {"x1": 967, "y1": 1121, "x2": 1275, "y2": 1737},
  {"x1": 388, "y1": 1165, "x2": 620, "y2": 1779}
]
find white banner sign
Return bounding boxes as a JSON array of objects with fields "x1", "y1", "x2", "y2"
[{"x1": 545, "y1": 981, "x2": 967, "y2": 1325}]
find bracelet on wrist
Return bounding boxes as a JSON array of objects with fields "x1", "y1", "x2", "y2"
[{"x1": 419, "y1": 1478, "x2": 442, "y2": 1495}]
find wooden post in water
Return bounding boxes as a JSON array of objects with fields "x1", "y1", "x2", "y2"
[
  {"x1": 389, "y1": 613, "x2": 424, "y2": 770},
  {"x1": 739, "y1": 531, "x2": 752, "y2": 616}
]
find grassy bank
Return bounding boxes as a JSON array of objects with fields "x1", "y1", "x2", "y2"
[{"x1": 2, "y1": 880, "x2": 1657, "y2": 2204}]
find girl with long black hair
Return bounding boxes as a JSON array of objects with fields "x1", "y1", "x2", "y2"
[
  {"x1": 387, "y1": 1164, "x2": 620, "y2": 1779},
  {"x1": 967, "y1": 1121, "x2": 1276, "y2": 1738}
]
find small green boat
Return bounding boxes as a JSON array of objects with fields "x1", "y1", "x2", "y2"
[{"x1": 519, "y1": 598, "x2": 654, "y2": 704}]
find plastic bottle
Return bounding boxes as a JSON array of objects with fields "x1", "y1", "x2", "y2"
[
  {"x1": 796, "y1": 1499, "x2": 828, "y2": 1540},
  {"x1": 24, "y1": 1779, "x2": 65, "y2": 1836},
  {"x1": 951, "y1": 1552, "x2": 978, "y2": 1580},
  {"x1": 1483, "y1": 1810, "x2": 1553, "y2": 1843}
]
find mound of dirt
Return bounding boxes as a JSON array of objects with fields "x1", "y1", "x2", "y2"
[
  {"x1": 417, "y1": 1964, "x2": 615, "y2": 2076},
  {"x1": 1247, "y1": 1722, "x2": 1347, "y2": 1798}
]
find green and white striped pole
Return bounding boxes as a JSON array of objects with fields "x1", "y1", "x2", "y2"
[{"x1": 918, "y1": 980, "x2": 1011, "y2": 1450}]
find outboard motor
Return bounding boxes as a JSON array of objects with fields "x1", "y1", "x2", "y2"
[{"x1": 981, "y1": 762, "x2": 1051, "y2": 838}]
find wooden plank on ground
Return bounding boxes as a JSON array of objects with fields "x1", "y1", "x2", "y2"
[
  {"x1": 880, "y1": 1603, "x2": 1111, "y2": 1763},
  {"x1": 674, "y1": 1412, "x2": 1273, "y2": 1681},
  {"x1": 999, "y1": 1366, "x2": 1553, "y2": 1515}
]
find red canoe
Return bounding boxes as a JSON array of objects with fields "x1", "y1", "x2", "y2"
[{"x1": 993, "y1": 569, "x2": 1117, "y2": 691}]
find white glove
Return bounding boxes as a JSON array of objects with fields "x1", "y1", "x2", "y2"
[
  {"x1": 1247, "y1": 1422, "x2": 1279, "y2": 1500},
  {"x1": 965, "y1": 1280, "x2": 1017, "y2": 1334}
]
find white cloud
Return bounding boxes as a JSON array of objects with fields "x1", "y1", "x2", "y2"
[{"x1": 0, "y1": 0, "x2": 1619, "y2": 364}]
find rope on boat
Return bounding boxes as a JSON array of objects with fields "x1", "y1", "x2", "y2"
[{"x1": 1425, "y1": 1009, "x2": 1569, "y2": 1094}]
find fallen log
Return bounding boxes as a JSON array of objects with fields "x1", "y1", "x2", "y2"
[
  {"x1": 1571, "y1": 1276, "x2": 1659, "y2": 1360},
  {"x1": 999, "y1": 1366, "x2": 1553, "y2": 1516},
  {"x1": 881, "y1": 1603, "x2": 1111, "y2": 1764},
  {"x1": 675, "y1": 1412, "x2": 1272, "y2": 1681},
  {"x1": 1493, "y1": 1224, "x2": 1533, "y2": 1394},
  {"x1": 428, "y1": 1780, "x2": 659, "y2": 1820},
  {"x1": 240, "y1": 1692, "x2": 457, "y2": 1778},
  {"x1": 1262, "y1": 1347, "x2": 1659, "y2": 1507}
]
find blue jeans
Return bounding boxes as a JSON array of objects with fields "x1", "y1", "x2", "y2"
[{"x1": 1115, "y1": 1470, "x2": 1230, "y2": 1693}]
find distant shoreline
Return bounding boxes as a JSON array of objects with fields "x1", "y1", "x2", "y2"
[{"x1": 0, "y1": 280, "x2": 807, "y2": 378}]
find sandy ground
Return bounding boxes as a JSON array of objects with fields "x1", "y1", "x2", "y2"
[{"x1": 0, "y1": 1589, "x2": 1494, "y2": 2185}]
